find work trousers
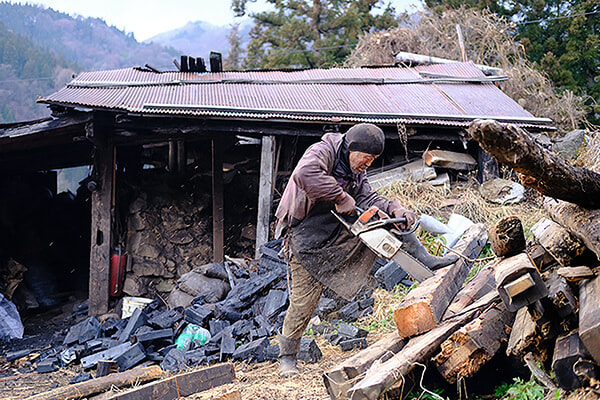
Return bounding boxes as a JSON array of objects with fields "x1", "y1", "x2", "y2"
[{"x1": 281, "y1": 253, "x2": 325, "y2": 340}]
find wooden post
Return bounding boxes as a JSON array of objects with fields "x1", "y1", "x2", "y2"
[
  {"x1": 494, "y1": 252, "x2": 548, "y2": 312},
  {"x1": 168, "y1": 140, "x2": 177, "y2": 173},
  {"x1": 552, "y1": 332, "x2": 588, "y2": 390},
  {"x1": 177, "y1": 140, "x2": 186, "y2": 176},
  {"x1": 255, "y1": 135, "x2": 276, "y2": 258},
  {"x1": 212, "y1": 138, "x2": 225, "y2": 263},
  {"x1": 89, "y1": 116, "x2": 114, "y2": 316}
]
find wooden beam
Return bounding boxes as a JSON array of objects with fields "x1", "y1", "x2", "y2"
[
  {"x1": 393, "y1": 224, "x2": 488, "y2": 338},
  {"x1": 26, "y1": 366, "x2": 163, "y2": 400},
  {"x1": 579, "y1": 275, "x2": 600, "y2": 364},
  {"x1": 323, "y1": 330, "x2": 405, "y2": 400},
  {"x1": 255, "y1": 135, "x2": 276, "y2": 257},
  {"x1": 89, "y1": 115, "x2": 115, "y2": 316},
  {"x1": 212, "y1": 138, "x2": 225, "y2": 263},
  {"x1": 101, "y1": 363, "x2": 235, "y2": 400},
  {"x1": 494, "y1": 252, "x2": 548, "y2": 312},
  {"x1": 347, "y1": 311, "x2": 475, "y2": 400},
  {"x1": 468, "y1": 119, "x2": 600, "y2": 208},
  {"x1": 506, "y1": 306, "x2": 542, "y2": 358},
  {"x1": 443, "y1": 260, "x2": 497, "y2": 319},
  {"x1": 434, "y1": 302, "x2": 515, "y2": 383},
  {"x1": 177, "y1": 139, "x2": 186, "y2": 176},
  {"x1": 552, "y1": 331, "x2": 588, "y2": 390}
]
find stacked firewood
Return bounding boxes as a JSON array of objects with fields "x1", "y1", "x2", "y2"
[{"x1": 324, "y1": 120, "x2": 600, "y2": 399}]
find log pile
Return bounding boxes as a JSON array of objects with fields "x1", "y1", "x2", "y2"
[{"x1": 323, "y1": 120, "x2": 600, "y2": 399}]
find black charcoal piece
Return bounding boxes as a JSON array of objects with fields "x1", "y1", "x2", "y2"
[
  {"x1": 184, "y1": 304, "x2": 213, "y2": 326},
  {"x1": 339, "y1": 338, "x2": 368, "y2": 352},
  {"x1": 209, "y1": 320, "x2": 231, "y2": 336},
  {"x1": 37, "y1": 357, "x2": 58, "y2": 373},
  {"x1": 266, "y1": 344, "x2": 280, "y2": 361},
  {"x1": 232, "y1": 337, "x2": 270, "y2": 363},
  {"x1": 118, "y1": 308, "x2": 147, "y2": 343},
  {"x1": 148, "y1": 308, "x2": 183, "y2": 329},
  {"x1": 220, "y1": 332, "x2": 236, "y2": 361},
  {"x1": 80, "y1": 342, "x2": 134, "y2": 370},
  {"x1": 337, "y1": 301, "x2": 361, "y2": 322},
  {"x1": 115, "y1": 342, "x2": 146, "y2": 371},
  {"x1": 63, "y1": 316, "x2": 100, "y2": 345},
  {"x1": 374, "y1": 261, "x2": 408, "y2": 290},
  {"x1": 298, "y1": 337, "x2": 322, "y2": 363},
  {"x1": 69, "y1": 372, "x2": 92, "y2": 384},
  {"x1": 160, "y1": 348, "x2": 187, "y2": 372},
  {"x1": 359, "y1": 297, "x2": 375, "y2": 309},
  {"x1": 134, "y1": 328, "x2": 174, "y2": 343},
  {"x1": 315, "y1": 297, "x2": 337, "y2": 317},
  {"x1": 262, "y1": 289, "x2": 288, "y2": 321},
  {"x1": 337, "y1": 322, "x2": 368, "y2": 339}
]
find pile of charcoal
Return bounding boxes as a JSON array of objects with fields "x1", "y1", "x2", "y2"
[{"x1": 5, "y1": 241, "x2": 412, "y2": 379}]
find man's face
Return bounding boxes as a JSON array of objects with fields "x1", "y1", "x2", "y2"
[{"x1": 349, "y1": 151, "x2": 378, "y2": 174}]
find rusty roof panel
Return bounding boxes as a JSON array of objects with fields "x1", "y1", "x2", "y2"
[{"x1": 39, "y1": 62, "x2": 553, "y2": 129}]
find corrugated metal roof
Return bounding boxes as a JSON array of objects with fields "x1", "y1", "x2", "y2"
[{"x1": 38, "y1": 62, "x2": 554, "y2": 129}]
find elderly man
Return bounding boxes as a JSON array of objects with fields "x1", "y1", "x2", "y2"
[{"x1": 274, "y1": 123, "x2": 457, "y2": 377}]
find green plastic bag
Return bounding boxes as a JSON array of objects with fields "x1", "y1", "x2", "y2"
[{"x1": 175, "y1": 324, "x2": 211, "y2": 350}]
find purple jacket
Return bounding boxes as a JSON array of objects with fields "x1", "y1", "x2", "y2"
[{"x1": 275, "y1": 132, "x2": 392, "y2": 237}]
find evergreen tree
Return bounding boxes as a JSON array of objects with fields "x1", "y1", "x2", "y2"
[{"x1": 236, "y1": 0, "x2": 398, "y2": 69}]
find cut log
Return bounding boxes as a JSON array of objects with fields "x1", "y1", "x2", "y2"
[
  {"x1": 323, "y1": 331, "x2": 405, "y2": 400},
  {"x1": 495, "y1": 252, "x2": 548, "y2": 312},
  {"x1": 101, "y1": 363, "x2": 235, "y2": 400},
  {"x1": 422, "y1": 150, "x2": 477, "y2": 171},
  {"x1": 347, "y1": 312, "x2": 475, "y2": 400},
  {"x1": 544, "y1": 198, "x2": 600, "y2": 260},
  {"x1": 531, "y1": 217, "x2": 587, "y2": 267},
  {"x1": 468, "y1": 119, "x2": 600, "y2": 208},
  {"x1": 579, "y1": 275, "x2": 600, "y2": 364},
  {"x1": 557, "y1": 266, "x2": 595, "y2": 282},
  {"x1": 488, "y1": 216, "x2": 525, "y2": 257},
  {"x1": 443, "y1": 260, "x2": 498, "y2": 319},
  {"x1": 26, "y1": 365, "x2": 163, "y2": 400},
  {"x1": 506, "y1": 307, "x2": 542, "y2": 358},
  {"x1": 433, "y1": 302, "x2": 514, "y2": 383},
  {"x1": 552, "y1": 332, "x2": 588, "y2": 390},
  {"x1": 393, "y1": 224, "x2": 488, "y2": 338}
]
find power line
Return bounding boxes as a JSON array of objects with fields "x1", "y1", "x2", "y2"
[{"x1": 517, "y1": 10, "x2": 599, "y2": 25}]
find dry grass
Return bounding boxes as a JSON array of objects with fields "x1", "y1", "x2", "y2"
[{"x1": 346, "y1": 6, "x2": 588, "y2": 133}]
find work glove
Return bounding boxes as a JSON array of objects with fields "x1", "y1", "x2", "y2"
[
  {"x1": 335, "y1": 192, "x2": 356, "y2": 215},
  {"x1": 388, "y1": 201, "x2": 416, "y2": 231}
]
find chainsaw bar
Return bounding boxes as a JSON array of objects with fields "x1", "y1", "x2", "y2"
[{"x1": 358, "y1": 228, "x2": 434, "y2": 282}]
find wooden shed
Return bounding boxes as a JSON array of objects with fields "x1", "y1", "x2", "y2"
[{"x1": 0, "y1": 61, "x2": 553, "y2": 315}]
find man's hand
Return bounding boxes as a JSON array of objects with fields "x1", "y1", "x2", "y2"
[
  {"x1": 389, "y1": 201, "x2": 416, "y2": 231},
  {"x1": 335, "y1": 192, "x2": 356, "y2": 215}
]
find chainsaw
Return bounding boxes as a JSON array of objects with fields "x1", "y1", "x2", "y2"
[{"x1": 332, "y1": 205, "x2": 435, "y2": 282}]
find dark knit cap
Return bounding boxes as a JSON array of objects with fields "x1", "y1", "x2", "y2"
[{"x1": 345, "y1": 123, "x2": 385, "y2": 155}]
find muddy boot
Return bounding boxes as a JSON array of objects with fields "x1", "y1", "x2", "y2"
[
  {"x1": 278, "y1": 333, "x2": 301, "y2": 378},
  {"x1": 401, "y1": 232, "x2": 459, "y2": 270}
]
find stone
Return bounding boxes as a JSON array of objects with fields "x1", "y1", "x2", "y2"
[
  {"x1": 479, "y1": 178, "x2": 525, "y2": 205},
  {"x1": 177, "y1": 270, "x2": 230, "y2": 303},
  {"x1": 553, "y1": 129, "x2": 586, "y2": 160},
  {"x1": 167, "y1": 288, "x2": 195, "y2": 309}
]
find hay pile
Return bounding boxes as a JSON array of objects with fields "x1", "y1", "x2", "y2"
[{"x1": 345, "y1": 6, "x2": 588, "y2": 133}]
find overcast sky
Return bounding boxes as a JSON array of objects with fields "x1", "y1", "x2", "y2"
[{"x1": 9, "y1": 0, "x2": 422, "y2": 41}]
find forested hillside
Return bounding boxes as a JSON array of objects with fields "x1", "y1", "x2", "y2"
[{"x1": 0, "y1": 2, "x2": 181, "y2": 122}]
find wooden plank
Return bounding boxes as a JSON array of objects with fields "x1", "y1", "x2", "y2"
[
  {"x1": 323, "y1": 331, "x2": 405, "y2": 400},
  {"x1": 494, "y1": 252, "x2": 547, "y2": 312},
  {"x1": 444, "y1": 260, "x2": 497, "y2": 319},
  {"x1": 26, "y1": 366, "x2": 163, "y2": 400},
  {"x1": 212, "y1": 138, "x2": 225, "y2": 263},
  {"x1": 531, "y1": 217, "x2": 586, "y2": 267},
  {"x1": 579, "y1": 275, "x2": 600, "y2": 364},
  {"x1": 347, "y1": 312, "x2": 474, "y2": 400},
  {"x1": 103, "y1": 363, "x2": 235, "y2": 400},
  {"x1": 557, "y1": 266, "x2": 595, "y2": 282},
  {"x1": 433, "y1": 302, "x2": 515, "y2": 383},
  {"x1": 488, "y1": 216, "x2": 526, "y2": 257},
  {"x1": 89, "y1": 116, "x2": 114, "y2": 316},
  {"x1": 255, "y1": 135, "x2": 276, "y2": 258},
  {"x1": 393, "y1": 224, "x2": 488, "y2": 338},
  {"x1": 422, "y1": 150, "x2": 477, "y2": 171}
]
